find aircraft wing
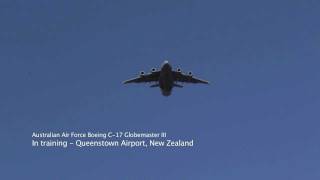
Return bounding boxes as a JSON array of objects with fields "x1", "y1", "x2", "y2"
[
  {"x1": 173, "y1": 71, "x2": 209, "y2": 84},
  {"x1": 123, "y1": 71, "x2": 160, "y2": 84}
]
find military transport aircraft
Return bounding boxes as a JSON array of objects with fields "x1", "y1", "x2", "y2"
[{"x1": 123, "y1": 60, "x2": 209, "y2": 96}]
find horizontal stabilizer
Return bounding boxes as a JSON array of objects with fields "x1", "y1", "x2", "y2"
[
  {"x1": 150, "y1": 84, "x2": 160, "y2": 88},
  {"x1": 173, "y1": 83, "x2": 183, "y2": 88}
]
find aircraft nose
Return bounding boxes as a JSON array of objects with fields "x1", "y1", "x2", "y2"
[{"x1": 162, "y1": 60, "x2": 171, "y2": 69}]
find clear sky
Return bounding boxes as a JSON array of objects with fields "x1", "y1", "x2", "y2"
[{"x1": 1, "y1": 0, "x2": 319, "y2": 179}]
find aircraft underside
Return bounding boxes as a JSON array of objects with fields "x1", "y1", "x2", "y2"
[{"x1": 123, "y1": 61, "x2": 209, "y2": 96}]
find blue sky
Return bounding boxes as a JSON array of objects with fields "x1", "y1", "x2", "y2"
[{"x1": 0, "y1": 0, "x2": 319, "y2": 179}]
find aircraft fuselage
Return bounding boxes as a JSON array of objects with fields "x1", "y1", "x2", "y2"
[{"x1": 159, "y1": 61, "x2": 174, "y2": 96}]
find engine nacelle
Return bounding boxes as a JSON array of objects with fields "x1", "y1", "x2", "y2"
[
  {"x1": 177, "y1": 68, "x2": 182, "y2": 72},
  {"x1": 140, "y1": 71, "x2": 145, "y2": 76},
  {"x1": 151, "y1": 68, "x2": 157, "y2": 72},
  {"x1": 188, "y1": 71, "x2": 193, "y2": 76}
]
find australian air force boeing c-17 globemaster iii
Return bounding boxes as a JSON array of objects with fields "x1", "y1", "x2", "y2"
[{"x1": 123, "y1": 60, "x2": 209, "y2": 96}]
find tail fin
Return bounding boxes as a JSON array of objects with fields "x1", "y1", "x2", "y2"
[
  {"x1": 150, "y1": 84, "x2": 160, "y2": 88},
  {"x1": 173, "y1": 83, "x2": 183, "y2": 88}
]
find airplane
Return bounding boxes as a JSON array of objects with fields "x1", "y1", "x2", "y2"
[{"x1": 123, "y1": 60, "x2": 209, "y2": 96}]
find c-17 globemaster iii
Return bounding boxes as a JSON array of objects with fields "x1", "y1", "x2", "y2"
[{"x1": 123, "y1": 60, "x2": 209, "y2": 96}]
